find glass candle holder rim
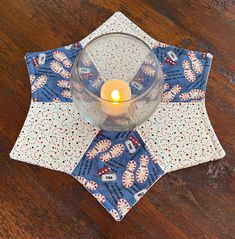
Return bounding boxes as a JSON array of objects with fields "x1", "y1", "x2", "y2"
[{"x1": 73, "y1": 32, "x2": 162, "y2": 103}]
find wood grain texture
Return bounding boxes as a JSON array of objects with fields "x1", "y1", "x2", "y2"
[{"x1": 0, "y1": 0, "x2": 234, "y2": 238}]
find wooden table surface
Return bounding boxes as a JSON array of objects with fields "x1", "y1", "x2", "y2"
[{"x1": 0, "y1": 1, "x2": 235, "y2": 238}]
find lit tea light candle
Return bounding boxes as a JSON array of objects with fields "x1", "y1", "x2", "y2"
[{"x1": 100, "y1": 79, "x2": 131, "y2": 116}]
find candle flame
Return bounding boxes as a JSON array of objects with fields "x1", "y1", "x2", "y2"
[{"x1": 111, "y1": 89, "x2": 121, "y2": 102}]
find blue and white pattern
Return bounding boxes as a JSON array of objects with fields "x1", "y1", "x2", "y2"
[
  {"x1": 26, "y1": 42, "x2": 82, "y2": 102},
  {"x1": 10, "y1": 12, "x2": 225, "y2": 221},
  {"x1": 21, "y1": 39, "x2": 213, "y2": 220},
  {"x1": 25, "y1": 41, "x2": 212, "y2": 104},
  {"x1": 155, "y1": 47, "x2": 212, "y2": 102},
  {"x1": 71, "y1": 130, "x2": 164, "y2": 221}
]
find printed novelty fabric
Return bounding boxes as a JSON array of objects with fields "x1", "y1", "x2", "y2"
[{"x1": 10, "y1": 12, "x2": 225, "y2": 221}]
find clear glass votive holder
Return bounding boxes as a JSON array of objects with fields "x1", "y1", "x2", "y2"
[{"x1": 71, "y1": 33, "x2": 164, "y2": 131}]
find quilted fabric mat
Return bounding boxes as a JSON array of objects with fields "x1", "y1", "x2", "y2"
[{"x1": 10, "y1": 12, "x2": 225, "y2": 221}]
